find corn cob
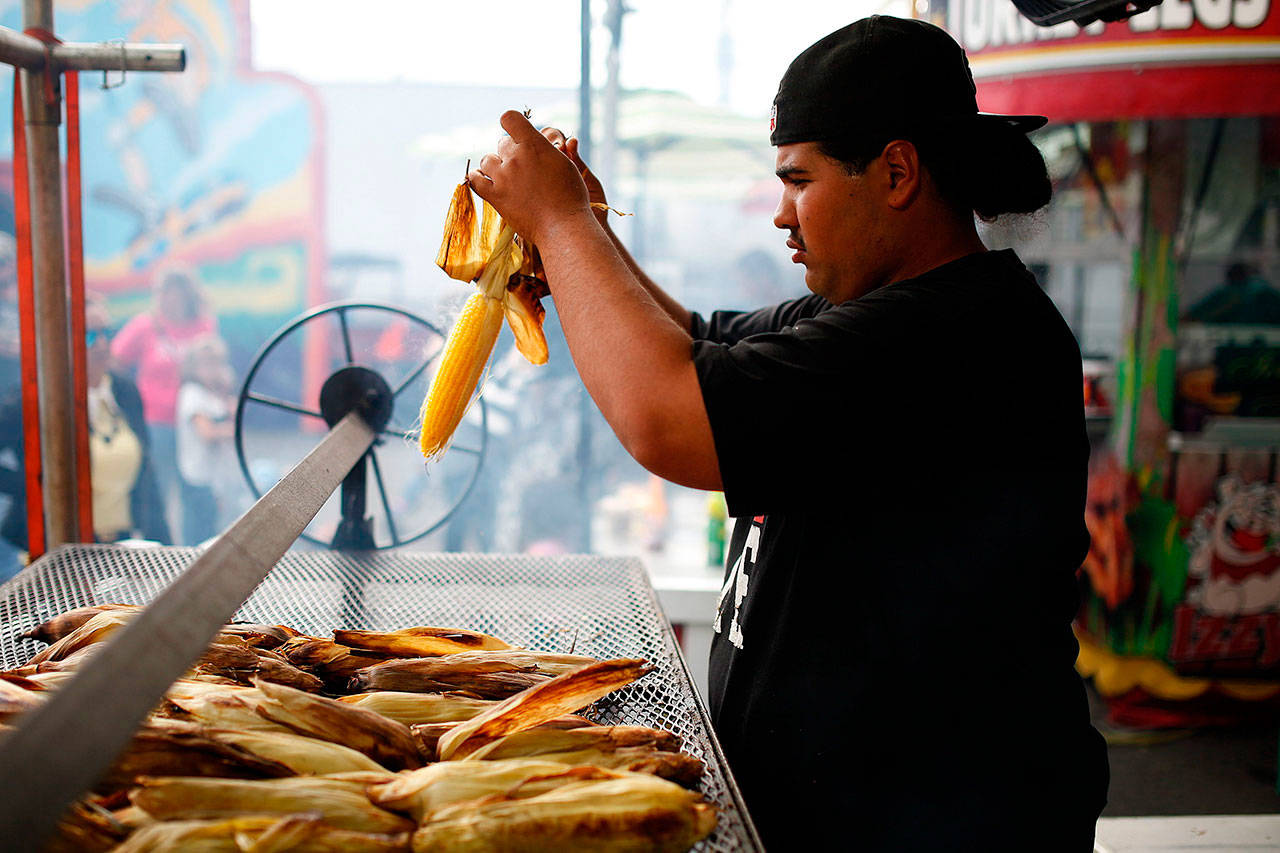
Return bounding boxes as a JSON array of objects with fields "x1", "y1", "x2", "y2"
[
  {"x1": 466, "y1": 725, "x2": 680, "y2": 761},
  {"x1": 20, "y1": 603, "x2": 140, "y2": 645},
  {"x1": 411, "y1": 772, "x2": 717, "y2": 853},
  {"x1": 22, "y1": 609, "x2": 136, "y2": 665},
  {"x1": 437, "y1": 658, "x2": 652, "y2": 760},
  {"x1": 422, "y1": 177, "x2": 553, "y2": 460},
  {"x1": 417, "y1": 288, "x2": 505, "y2": 459},
  {"x1": 349, "y1": 656, "x2": 549, "y2": 699},
  {"x1": 200, "y1": 727, "x2": 389, "y2": 776},
  {"x1": 95, "y1": 719, "x2": 293, "y2": 794},
  {"x1": 412, "y1": 715, "x2": 595, "y2": 757},
  {"x1": 250, "y1": 678, "x2": 424, "y2": 770},
  {"x1": 113, "y1": 814, "x2": 411, "y2": 853},
  {"x1": 275, "y1": 637, "x2": 393, "y2": 690},
  {"x1": 349, "y1": 649, "x2": 595, "y2": 698},
  {"x1": 333, "y1": 626, "x2": 512, "y2": 657},
  {"x1": 128, "y1": 775, "x2": 412, "y2": 835},
  {"x1": 336, "y1": 691, "x2": 496, "y2": 726},
  {"x1": 368, "y1": 758, "x2": 609, "y2": 822},
  {"x1": 190, "y1": 643, "x2": 325, "y2": 693},
  {"x1": 165, "y1": 682, "x2": 296, "y2": 733}
]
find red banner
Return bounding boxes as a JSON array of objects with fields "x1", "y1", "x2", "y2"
[{"x1": 937, "y1": 0, "x2": 1280, "y2": 120}]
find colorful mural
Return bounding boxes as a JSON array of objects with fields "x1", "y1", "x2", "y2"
[{"x1": 0, "y1": 0, "x2": 324, "y2": 373}]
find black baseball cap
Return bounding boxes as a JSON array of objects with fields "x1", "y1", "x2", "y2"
[{"x1": 770, "y1": 15, "x2": 1046, "y2": 147}]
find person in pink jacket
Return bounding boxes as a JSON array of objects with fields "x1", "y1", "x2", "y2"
[{"x1": 110, "y1": 267, "x2": 217, "y2": 543}]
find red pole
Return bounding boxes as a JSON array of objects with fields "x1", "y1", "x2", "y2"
[
  {"x1": 64, "y1": 70, "x2": 91, "y2": 541},
  {"x1": 11, "y1": 74, "x2": 44, "y2": 559}
]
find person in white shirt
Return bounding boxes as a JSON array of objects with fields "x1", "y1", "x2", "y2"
[{"x1": 175, "y1": 334, "x2": 237, "y2": 544}]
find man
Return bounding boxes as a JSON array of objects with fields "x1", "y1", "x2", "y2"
[{"x1": 470, "y1": 15, "x2": 1108, "y2": 851}]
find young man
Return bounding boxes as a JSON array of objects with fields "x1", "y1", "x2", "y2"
[{"x1": 469, "y1": 15, "x2": 1108, "y2": 851}]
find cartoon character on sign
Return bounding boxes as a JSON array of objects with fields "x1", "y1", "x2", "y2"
[
  {"x1": 1082, "y1": 451, "x2": 1134, "y2": 610},
  {"x1": 1186, "y1": 476, "x2": 1280, "y2": 616}
]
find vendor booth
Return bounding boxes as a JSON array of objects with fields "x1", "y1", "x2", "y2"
[{"x1": 931, "y1": 0, "x2": 1280, "y2": 726}]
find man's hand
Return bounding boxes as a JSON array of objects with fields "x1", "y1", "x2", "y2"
[
  {"x1": 541, "y1": 127, "x2": 610, "y2": 228},
  {"x1": 469, "y1": 111, "x2": 595, "y2": 245}
]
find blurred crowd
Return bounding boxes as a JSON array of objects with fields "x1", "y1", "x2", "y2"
[{"x1": 0, "y1": 251, "x2": 243, "y2": 579}]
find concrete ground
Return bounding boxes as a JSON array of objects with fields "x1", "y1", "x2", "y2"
[{"x1": 1089, "y1": 686, "x2": 1280, "y2": 816}]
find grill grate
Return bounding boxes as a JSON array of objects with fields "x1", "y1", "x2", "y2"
[{"x1": 0, "y1": 544, "x2": 761, "y2": 852}]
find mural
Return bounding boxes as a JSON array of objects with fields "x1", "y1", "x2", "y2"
[{"x1": 0, "y1": 0, "x2": 324, "y2": 374}]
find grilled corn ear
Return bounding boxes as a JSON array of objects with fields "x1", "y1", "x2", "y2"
[
  {"x1": 369, "y1": 758, "x2": 606, "y2": 822},
  {"x1": 129, "y1": 775, "x2": 412, "y2": 834},
  {"x1": 96, "y1": 719, "x2": 293, "y2": 793},
  {"x1": 411, "y1": 715, "x2": 594, "y2": 757},
  {"x1": 23, "y1": 609, "x2": 135, "y2": 665},
  {"x1": 276, "y1": 637, "x2": 391, "y2": 690},
  {"x1": 465, "y1": 725, "x2": 680, "y2": 760},
  {"x1": 21, "y1": 603, "x2": 140, "y2": 646},
  {"x1": 349, "y1": 649, "x2": 592, "y2": 698},
  {"x1": 201, "y1": 727, "x2": 389, "y2": 776},
  {"x1": 411, "y1": 773, "x2": 716, "y2": 852},
  {"x1": 337, "y1": 691, "x2": 496, "y2": 726},
  {"x1": 251, "y1": 678, "x2": 423, "y2": 770},
  {"x1": 417, "y1": 290, "x2": 505, "y2": 459},
  {"x1": 113, "y1": 814, "x2": 411, "y2": 853},
  {"x1": 334, "y1": 626, "x2": 511, "y2": 657},
  {"x1": 437, "y1": 658, "x2": 652, "y2": 760}
]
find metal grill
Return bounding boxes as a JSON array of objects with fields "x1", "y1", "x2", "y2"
[{"x1": 0, "y1": 544, "x2": 761, "y2": 852}]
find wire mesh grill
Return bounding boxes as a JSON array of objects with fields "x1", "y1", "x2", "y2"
[{"x1": 0, "y1": 544, "x2": 761, "y2": 852}]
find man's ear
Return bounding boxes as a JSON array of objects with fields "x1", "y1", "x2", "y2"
[{"x1": 881, "y1": 140, "x2": 922, "y2": 211}]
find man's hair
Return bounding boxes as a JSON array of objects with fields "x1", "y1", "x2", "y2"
[{"x1": 817, "y1": 123, "x2": 1052, "y2": 221}]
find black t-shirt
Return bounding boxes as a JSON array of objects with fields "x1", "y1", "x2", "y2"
[{"x1": 691, "y1": 250, "x2": 1108, "y2": 851}]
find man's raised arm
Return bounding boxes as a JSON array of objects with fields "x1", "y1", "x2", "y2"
[{"x1": 470, "y1": 110, "x2": 720, "y2": 491}]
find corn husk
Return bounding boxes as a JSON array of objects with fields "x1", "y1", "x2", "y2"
[
  {"x1": 461, "y1": 726, "x2": 703, "y2": 787},
  {"x1": 112, "y1": 814, "x2": 411, "y2": 853},
  {"x1": 203, "y1": 727, "x2": 389, "y2": 776},
  {"x1": 349, "y1": 652, "x2": 580, "y2": 699},
  {"x1": 465, "y1": 725, "x2": 679, "y2": 761},
  {"x1": 251, "y1": 678, "x2": 423, "y2": 770},
  {"x1": 16, "y1": 669, "x2": 77, "y2": 689},
  {"x1": 411, "y1": 715, "x2": 594, "y2": 758},
  {"x1": 164, "y1": 682, "x2": 288, "y2": 733},
  {"x1": 21, "y1": 603, "x2": 140, "y2": 646},
  {"x1": 216, "y1": 623, "x2": 300, "y2": 650},
  {"x1": 112, "y1": 804, "x2": 157, "y2": 829},
  {"x1": 21, "y1": 610, "x2": 135, "y2": 665},
  {"x1": 368, "y1": 759, "x2": 601, "y2": 822},
  {"x1": 434, "y1": 180, "x2": 550, "y2": 368},
  {"x1": 410, "y1": 772, "x2": 717, "y2": 853},
  {"x1": 191, "y1": 644, "x2": 325, "y2": 693},
  {"x1": 504, "y1": 274, "x2": 549, "y2": 365},
  {"x1": 436, "y1": 659, "x2": 651, "y2": 760},
  {"x1": 336, "y1": 691, "x2": 495, "y2": 726},
  {"x1": 0, "y1": 676, "x2": 43, "y2": 723},
  {"x1": 129, "y1": 775, "x2": 412, "y2": 834},
  {"x1": 9, "y1": 643, "x2": 105, "y2": 677},
  {"x1": 96, "y1": 719, "x2": 293, "y2": 793},
  {"x1": 333, "y1": 626, "x2": 511, "y2": 658},
  {"x1": 436, "y1": 181, "x2": 482, "y2": 282},
  {"x1": 276, "y1": 637, "x2": 392, "y2": 690},
  {"x1": 43, "y1": 801, "x2": 127, "y2": 853}
]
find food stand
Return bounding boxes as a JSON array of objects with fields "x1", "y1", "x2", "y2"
[{"x1": 929, "y1": 0, "x2": 1280, "y2": 726}]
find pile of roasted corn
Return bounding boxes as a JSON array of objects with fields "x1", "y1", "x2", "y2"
[{"x1": 5, "y1": 604, "x2": 717, "y2": 852}]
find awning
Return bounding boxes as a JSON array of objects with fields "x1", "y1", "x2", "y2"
[{"x1": 934, "y1": 0, "x2": 1280, "y2": 121}]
